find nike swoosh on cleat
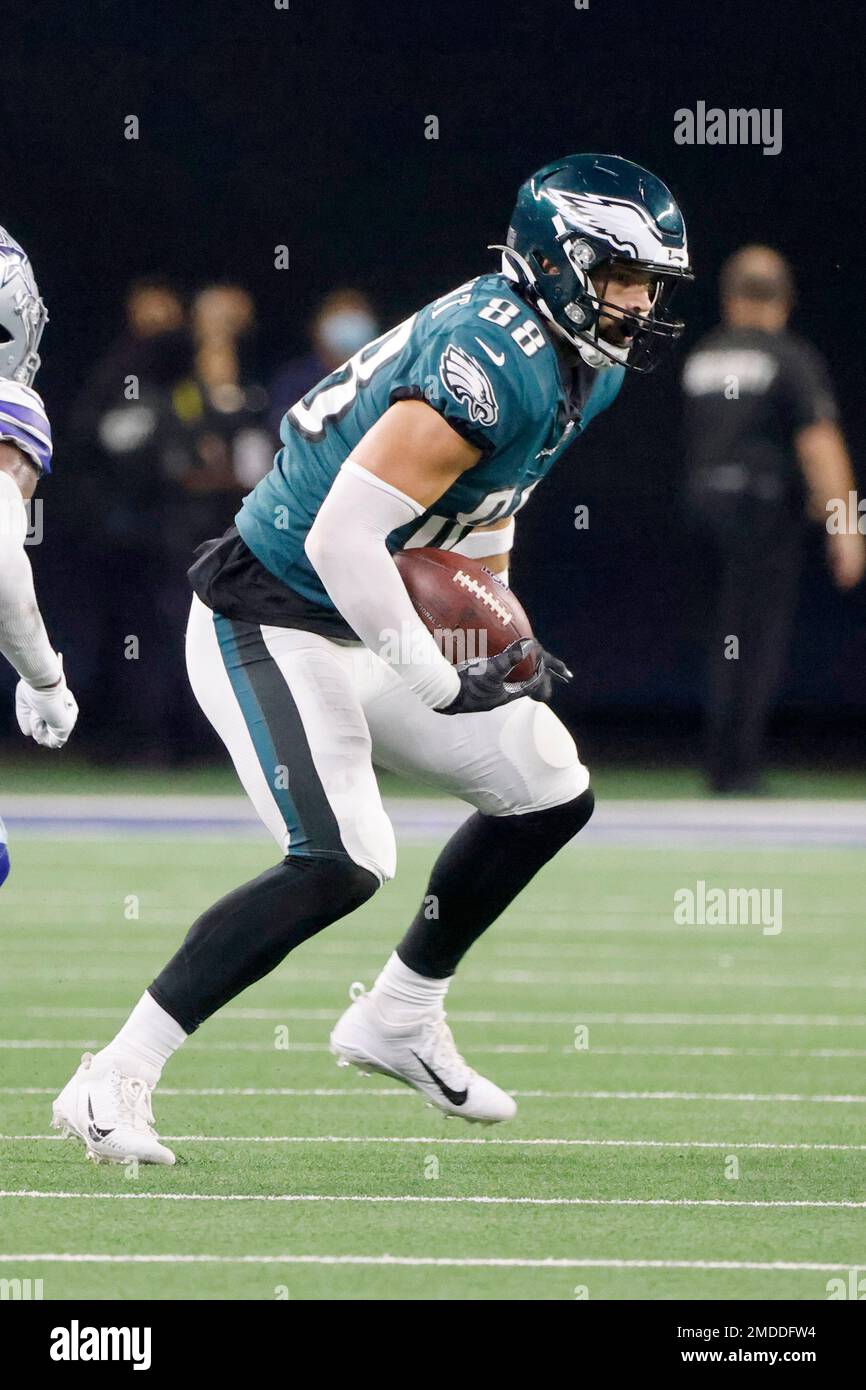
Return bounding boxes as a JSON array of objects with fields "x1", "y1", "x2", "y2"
[
  {"x1": 474, "y1": 337, "x2": 505, "y2": 366},
  {"x1": 87, "y1": 1094, "x2": 114, "y2": 1141},
  {"x1": 411, "y1": 1052, "x2": 468, "y2": 1106}
]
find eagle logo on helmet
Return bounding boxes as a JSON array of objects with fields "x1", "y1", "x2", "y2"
[
  {"x1": 546, "y1": 188, "x2": 690, "y2": 269},
  {"x1": 439, "y1": 344, "x2": 499, "y2": 427}
]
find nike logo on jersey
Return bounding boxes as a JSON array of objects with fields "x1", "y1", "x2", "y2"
[
  {"x1": 411, "y1": 1051, "x2": 469, "y2": 1106},
  {"x1": 474, "y1": 337, "x2": 506, "y2": 366}
]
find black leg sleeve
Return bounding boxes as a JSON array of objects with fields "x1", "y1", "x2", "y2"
[
  {"x1": 149, "y1": 854, "x2": 379, "y2": 1033},
  {"x1": 397, "y1": 787, "x2": 594, "y2": 978}
]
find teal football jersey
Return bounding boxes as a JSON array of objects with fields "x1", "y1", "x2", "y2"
[{"x1": 237, "y1": 273, "x2": 625, "y2": 607}]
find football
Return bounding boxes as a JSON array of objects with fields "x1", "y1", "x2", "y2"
[{"x1": 393, "y1": 546, "x2": 538, "y2": 681}]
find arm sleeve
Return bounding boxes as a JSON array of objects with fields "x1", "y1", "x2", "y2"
[
  {"x1": 304, "y1": 461, "x2": 461, "y2": 709},
  {"x1": 782, "y1": 342, "x2": 838, "y2": 434},
  {"x1": 0, "y1": 470, "x2": 61, "y2": 685}
]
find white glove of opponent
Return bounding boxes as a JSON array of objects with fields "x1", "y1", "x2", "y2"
[{"x1": 15, "y1": 656, "x2": 79, "y2": 749}]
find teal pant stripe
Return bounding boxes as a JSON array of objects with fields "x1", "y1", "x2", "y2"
[{"x1": 213, "y1": 613, "x2": 304, "y2": 847}]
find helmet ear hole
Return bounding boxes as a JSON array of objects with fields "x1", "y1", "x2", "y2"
[{"x1": 526, "y1": 248, "x2": 551, "y2": 277}]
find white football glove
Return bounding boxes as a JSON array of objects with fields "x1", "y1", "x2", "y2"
[{"x1": 15, "y1": 657, "x2": 79, "y2": 749}]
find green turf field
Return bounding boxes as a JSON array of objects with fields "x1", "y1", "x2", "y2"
[
  {"x1": 1, "y1": 832, "x2": 864, "y2": 1301},
  {"x1": 1, "y1": 751, "x2": 864, "y2": 799}
]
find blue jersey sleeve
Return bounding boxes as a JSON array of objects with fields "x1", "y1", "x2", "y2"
[{"x1": 388, "y1": 311, "x2": 526, "y2": 457}]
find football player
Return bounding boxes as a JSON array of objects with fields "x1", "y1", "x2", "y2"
[
  {"x1": 0, "y1": 227, "x2": 78, "y2": 886},
  {"x1": 54, "y1": 155, "x2": 692, "y2": 1162}
]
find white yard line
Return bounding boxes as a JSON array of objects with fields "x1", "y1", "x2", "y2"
[
  {"x1": 480, "y1": 971, "x2": 866, "y2": 991},
  {"x1": 563, "y1": 1045, "x2": 866, "y2": 1059},
  {"x1": 11, "y1": 916, "x2": 865, "y2": 940},
  {"x1": 510, "y1": 1090, "x2": 866, "y2": 1103},
  {"x1": 11, "y1": 967, "x2": 866, "y2": 989},
  {"x1": 18, "y1": 1005, "x2": 866, "y2": 1027},
  {"x1": 1, "y1": 1189, "x2": 864, "y2": 1209},
  {"x1": 0, "y1": 1039, "x2": 547, "y2": 1055},
  {"x1": 0, "y1": 1253, "x2": 853, "y2": 1271},
  {"x1": 3, "y1": 1133, "x2": 866, "y2": 1152},
  {"x1": 19, "y1": 936, "x2": 866, "y2": 955},
  {"x1": 6, "y1": 1038, "x2": 866, "y2": 1060},
  {"x1": 2, "y1": 1085, "x2": 864, "y2": 1102},
  {"x1": 9, "y1": 965, "x2": 866, "y2": 989}
]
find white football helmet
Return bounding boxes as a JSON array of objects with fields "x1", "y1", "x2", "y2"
[{"x1": 0, "y1": 225, "x2": 48, "y2": 385}]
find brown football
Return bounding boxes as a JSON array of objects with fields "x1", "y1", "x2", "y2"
[{"x1": 393, "y1": 547, "x2": 537, "y2": 681}]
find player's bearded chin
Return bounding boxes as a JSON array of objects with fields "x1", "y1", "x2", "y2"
[
  {"x1": 586, "y1": 277, "x2": 633, "y2": 347},
  {"x1": 599, "y1": 316, "x2": 635, "y2": 346},
  {"x1": 596, "y1": 300, "x2": 637, "y2": 346}
]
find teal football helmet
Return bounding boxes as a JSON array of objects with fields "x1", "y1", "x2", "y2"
[{"x1": 496, "y1": 154, "x2": 693, "y2": 372}]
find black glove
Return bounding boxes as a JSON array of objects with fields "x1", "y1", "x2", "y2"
[
  {"x1": 529, "y1": 646, "x2": 573, "y2": 702},
  {"x1": 436, "y1": 638, "x2": 572, "y2": 715}
]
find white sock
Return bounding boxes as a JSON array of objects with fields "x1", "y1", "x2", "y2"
[
  {"x1": 92, "y1": 991, "x2": 188, "y2": 1088},
  {"x1": 369, "y1": 952, "x2": 451, "y2": 1023}
]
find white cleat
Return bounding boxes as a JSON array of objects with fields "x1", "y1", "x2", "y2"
[
  {"x1": 330, "y1": 990, "x2": 517, "y2": 1125},
  {"x1": 51, "y1": 1052, "x2": 175, "y2": 1165}
]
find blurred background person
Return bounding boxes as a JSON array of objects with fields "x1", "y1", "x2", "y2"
[
  {"x1": 63, "y1": 282, "x2": 272, "y2": 762},
  {"x1": 67, "y1": 279, "x2": 196, "y2": 762},
  {"x1": 70, "y1": 278, "x2": 191, "y2": 524},
  {"x1": 173, "y1": 284, "x2": 273, "y2": 553},
  {"x1": 267, "y1": 288, "x2": 378, "y2": 436},
  {"x1": 681, "y1": 246, "x2": 865, "y2": 794}
]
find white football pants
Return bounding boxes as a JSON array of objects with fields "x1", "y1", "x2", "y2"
[{"x1": 186, "y1": 593, "x2": 590, "y2": 883}]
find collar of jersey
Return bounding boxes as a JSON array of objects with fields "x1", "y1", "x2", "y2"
[{"x1": 505, "y1": 276, "x2": 580, "y2": 418}]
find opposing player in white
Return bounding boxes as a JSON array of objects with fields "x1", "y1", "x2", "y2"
[
  {"x1": 0, "y1": 226, "x2": 78, "y2": 894},
  {"x1": 0, "y1": 230, "x2": 174, "y2": 1164},
  {"x1": 0, "y1": 231, "x2": 152, "y2": 1160}
]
